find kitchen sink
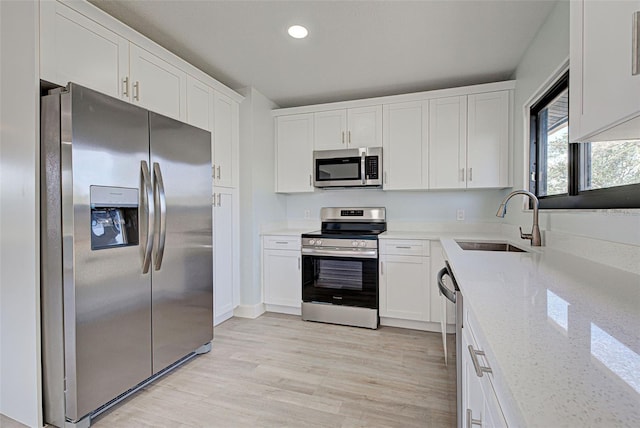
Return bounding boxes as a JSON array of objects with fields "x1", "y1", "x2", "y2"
[{"x1": 456, "y1": 240, "x2": 528, "y2": 253}]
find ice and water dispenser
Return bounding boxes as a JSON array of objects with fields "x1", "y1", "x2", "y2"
[{"x1": 90, "y1": 186, "x2": 139, "y2": 250}]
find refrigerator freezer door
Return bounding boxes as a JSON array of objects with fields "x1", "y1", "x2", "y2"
[
  {"x1": 149, "y1": 112, "x2": 213, "y2": 374},
  {"x1": 63, "y1": 84, "x2": 153, "y2": 421}
]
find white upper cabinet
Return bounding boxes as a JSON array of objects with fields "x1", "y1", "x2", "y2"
[
  {"x1": 570, "y1": 0, "x2": 640, "y2": 142},
  {"x1": 314, "y1": 106, "x2": 382, "y2": 150},
  {"x1": 129, "y1": 44, "x2": 187, "y2": 121},
  {"x1": 40, "y1": 1, "x2": 128, "y2": 99},
  {"x1": 382, "y1": 101, "x2": 429, "y2": 190},
  {"x1": 314, "y1": 110, "x2": 347, "y2": 150},
  {"x1": 467, "y1": 91, "x2": 510, "y2": 188},
  {"x1": 275, "y1": 114, "x2": 314, "y2": 193},
  {"x1": 348, "y1": 106, "x2": 383, "y2": 148},
  {"x1": 429, "y1": 91, "x2": 510, "y2": 189},
  {"x1": 429, "y1": 96, "x2": 468, "y2": 189},
  {"x1": 212, "y1": 91, "x2": 237, "y2": 188},
  {"x1": 186, "y1": 75, "x2": 212, "y2": 131}
]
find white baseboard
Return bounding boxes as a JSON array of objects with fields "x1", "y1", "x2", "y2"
[
  {"x1": 233, "y1": 303, "x2": 266, "y2": 319},
  {"x1": 264, "y1": 304, "x2": 301, "y2": 316},
  {"x1": 380, "y1": 317, "x2": 455, "y2": 333}
]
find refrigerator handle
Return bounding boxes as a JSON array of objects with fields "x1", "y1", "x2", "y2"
[
  {"x1": 140, "y1": 160, "x2": 154, "y2": 273},
  {"x1": 153, "y1": 162, "x2": 167, "y2": 271}
]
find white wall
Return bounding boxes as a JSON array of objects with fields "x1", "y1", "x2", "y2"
[
  {"x1": 284, "y1": 188, "x2": 506, "y2": 226},
  {"x1": 238, "y1": 87, "x2": 286, "y2": 308},
  {"x1": 507, "y1": 0, "x2": 640, "y2": 247},
  {"x1": 0, "y1": 1, "x2": 42, "y2": 427}
]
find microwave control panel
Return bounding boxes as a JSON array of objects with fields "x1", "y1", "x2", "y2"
[{"x1": 365, "y1": 156, "x2": 379, "y2": 179}]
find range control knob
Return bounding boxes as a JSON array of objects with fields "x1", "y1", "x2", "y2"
[
  {"x1": 352, "y1": 241, "x2": 358, "y2": 247},
  {"x1": 316, "y1": 240, "x2": 322, "y2": 245},
  {"x1": 309, "y1": 239, "x2": 315, "y2": 245},
  {"x1": 359, "y1": 241, "x2": 366, "y2": 247}
]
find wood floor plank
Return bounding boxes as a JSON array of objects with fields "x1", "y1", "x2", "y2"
[{"x1": 87, "y1": 313, "x2": 457, "y2": 427}]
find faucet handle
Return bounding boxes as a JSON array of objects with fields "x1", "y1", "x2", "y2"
[{"x1": 519, "y1": 226, "x2": 533, "y2": 242}]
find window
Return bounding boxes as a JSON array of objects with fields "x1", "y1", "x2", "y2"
[{"x1": 530, "y1": 72, "x2": 640, "y2": 209}]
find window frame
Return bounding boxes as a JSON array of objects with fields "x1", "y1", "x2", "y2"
[{"x1": 529, "y1": 71, "x2": 640, "y2": 209}]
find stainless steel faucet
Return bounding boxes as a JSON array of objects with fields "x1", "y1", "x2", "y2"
[{"x1": 496, "y1": 190, "x2": 542, "y2": 246}]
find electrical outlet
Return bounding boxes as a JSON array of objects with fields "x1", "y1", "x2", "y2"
[
  {"x1": 456, "y1": 209, "x2": 465, "y2": 221},
  {"x1": 304, "y1": 209, "x2": 310, "y2": 219}
]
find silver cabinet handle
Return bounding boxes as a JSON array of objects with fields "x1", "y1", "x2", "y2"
[
  {"x1": 298, "y1": 256, "x2": 301, "y2": 270},
  {"x1": 633, "y1": 11, "x2": 640, "y2": 75},
  {"x1": 309, "y1": 174, "x2": 312, "y2": 187},
  {"x1": 122, "y1": 76, "x2": 129, "y2": 98},
  {"x1": 217, "y1": 193, "x2": 221, "y2": 207},
  {"x1": 469, "y1": 167, "x2": 473, "y2": 181},
  {"x1": 212, "y1": 164, "x2": 216, "y2": 177},
  {"x1": 395, "y1": 246, "x2": 412, "y2": 249},
  {"x1": 468, "y1": 345, "x2": 493, "y2": 377},
  {"x1": 212, "y1": 193, "x2": 216, "y2": 206},
  {"x1": 380, "y1": 261, "x2": 384, "y2": 275},
  {"x1": 140, "y1": 161, "x2": 154, "y2": 274},
  {"x1": 466, "y1": 409, "x2": 482, "y2": 428},
  {"x1": 153, "y1": 162, "x2": 167, "y2": 271},
  {"x1": 460, "y1": 168, "x2": 465, "y2": 182},
  {"x1": 217, "y1": 165, "x2": 221, "y2": 180},
  {"x1": 133, "y1": 81, "x2": 140, "y2": 101},
  {"x1": 342, "y1": 131, "x2": 345, "y2": 145},
  {"x1": 384, "y1": 171, "x2": 387, "y2": 185},
  {"x1": 348, "y1": 130, "x2": 351, "y2": 145},
  {"x1": 275, "y1": 241, "x2": 288, "y2": 244}
]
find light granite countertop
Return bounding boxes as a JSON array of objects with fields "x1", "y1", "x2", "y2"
[{"x1": 441, "y1": 238, "x2": 640, "y2": 427}]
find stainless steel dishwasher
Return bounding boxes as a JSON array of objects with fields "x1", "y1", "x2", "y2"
[{"x1": 437, "y1": 261, "x2": 462, "y2": 428}]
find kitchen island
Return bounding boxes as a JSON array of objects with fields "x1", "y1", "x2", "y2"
[{"x1": 441, "y1": 238, "x2": 640, "y2": 427}]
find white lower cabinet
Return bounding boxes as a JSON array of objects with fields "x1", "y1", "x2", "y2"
[
  {"x1": 212, "y1": 189, "x2": 237, "y2": 326},
  {"x1": 379, "y1": 239, "x2": 431, "y2": 322},
  {"x1": 462, "y1": 309, "x2": 508, "y2": 428},
  {"x1": 262, "y1": 236, "x2": 302, "y2": 313}
]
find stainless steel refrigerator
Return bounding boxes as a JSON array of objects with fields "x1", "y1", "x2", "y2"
[{"x1": 41, "y1": 83, "x2": 213, "y2": 428}]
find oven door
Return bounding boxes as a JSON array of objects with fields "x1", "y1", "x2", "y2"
[{"x1": 302, "y1": 252, "x2": 378, "y2": 309}]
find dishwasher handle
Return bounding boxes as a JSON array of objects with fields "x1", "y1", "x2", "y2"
[{"x1": 437, "y1": 267, "x2": 456, "y2": 304}]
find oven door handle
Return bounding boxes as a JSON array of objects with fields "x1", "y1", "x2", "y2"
[
  {"x1": 302, "y1": 247, "x2": 378, "y2": 259},
  {"x1": 437, "y1": 267, "x2": 456, "y2": 304}
]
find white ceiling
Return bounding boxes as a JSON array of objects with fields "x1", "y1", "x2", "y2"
[{"x1": 88, "y1": 0, "x2": 557, "y2": 108}]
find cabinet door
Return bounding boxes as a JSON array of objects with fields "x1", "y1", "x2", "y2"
[
  {"x1": 347, "y1": 105, "x2": 383, "y2": 148},
  {"x1": 379, "y1": 255, "x2": 430, "y2": 321},
  {"x1": 275, "y1": 114, "x2": 314, "y2": 193},
  {"x1": 383, "y1": 101, "x2": 428, "y2": 190},
  {"x1": 462, "y1": 328, "x2": 485, "y2": 428},
  {"x1": 263, "y1": 249, "x2": 301, "y2": 308},
  {"x1": 314, "y1": 109, "x2": 347, "y2": 150},
  {"x1": 429, "y1": 96, "x2": 467, "y2": 189},
  {"x1": 40, "y1": 1, "x2": 128, "y2": 99},
  {"x1": 213, "y1": 190, "x2": 235, "y2": 325},
  {"x1": 213, "y1": 91, "x2": 237, "y2": 188},
  {"x1": 129, "y1": 44, "x2": 187, "y2": 120},
  {"x1": 571, "y1": 0, "x2": 640, "y2": 141},
  {"x1": 186, "y1": 75, "x2": 212, "y2": 131},
  {"x1": 467, "y1": 91, "x2": 510, "y2": 188}
]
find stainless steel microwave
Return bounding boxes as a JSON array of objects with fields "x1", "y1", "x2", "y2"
[{"x1": 313, "y1": 147, "x2": 382, "y2": 188}]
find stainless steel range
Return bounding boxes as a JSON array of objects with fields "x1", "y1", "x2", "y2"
[{"x1": 301, "y1": 207, "x2": 386, "y2": 329}]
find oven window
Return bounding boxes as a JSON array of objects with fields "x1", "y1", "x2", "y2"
[
  {"x1": 315, "y1": 259, "x2": 363, "y2": 290},
  {"x1": 316, "y1": 157, "x2": 361, "y2": 181}
]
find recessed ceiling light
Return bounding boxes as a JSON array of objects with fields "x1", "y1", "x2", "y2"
[{"x1": 288, "y1": 25, "x2": 308, "y2": 39}]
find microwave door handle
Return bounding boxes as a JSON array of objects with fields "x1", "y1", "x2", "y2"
[{"x1": 361, "y1": 152, "x2": 366, "y2": 185}]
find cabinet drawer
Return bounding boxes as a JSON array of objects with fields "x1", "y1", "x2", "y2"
[
  {"x1": 380, "y1": 239, "x2": 430, "y2": 256},
  {"x1": 263, "y1": 236, "x2": 301, "y2": 250}
]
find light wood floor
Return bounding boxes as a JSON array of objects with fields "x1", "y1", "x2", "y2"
[{"x1": 6, "y1": 313, "x2": 457, "y2": 428}]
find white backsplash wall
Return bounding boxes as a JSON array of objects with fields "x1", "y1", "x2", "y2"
[{"x1": 284, "y1": 188, "x2": 507, "y2": 224}]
